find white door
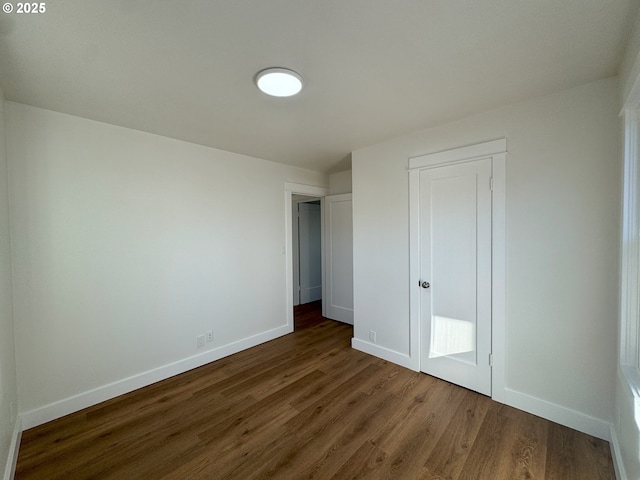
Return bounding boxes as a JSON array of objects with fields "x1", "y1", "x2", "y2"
[
  {"x1": 298, "y1": 202, "x2": 322, "y2": 304},
  {"x1": 323, "y1": 194, "x2": 353, "y2": 324},
  {"x1": 419, "y1": 158, "x2": 492, "y2": 396}
]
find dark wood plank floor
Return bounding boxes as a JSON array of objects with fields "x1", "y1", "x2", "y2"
[{"x1": 16, "y1": 301, "x2": 615, "y2": 479}]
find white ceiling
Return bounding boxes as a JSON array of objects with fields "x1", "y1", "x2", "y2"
[{"x1": 0, "y1": 0, "x2": 636, "y2": 173}]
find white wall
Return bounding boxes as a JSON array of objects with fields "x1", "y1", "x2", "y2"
[
  {"x1": 0, "y1": 93, "x2": 19, "y2": 477},
  {"x1": 6, "y1": 102, "x2": 326, "y2": 424},
  {"x1": 329, "y1": 170, "x2": 352, "y2": 195},
  {"x1": 352, "y1": 77, "x2": 620, "y2": 434},
  {"x1": 620, "y1": 9, "x2": 640, "y2": 105}
]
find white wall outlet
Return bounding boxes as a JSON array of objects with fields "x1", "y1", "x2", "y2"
[
  {"x1": 197, "y1": 334, "x2": 205, "y2": 348},
  {"x1": 206, "y1": 330, "x2": 213, "y2": 342},
  {"x1": 369, "y1": 330, "x2": 376, "y2": 343}
]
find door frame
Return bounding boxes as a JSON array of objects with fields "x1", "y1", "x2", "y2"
[
  {"x1": 408, "y1": 139, "x2": 507, "y2": 402},
  {"x1": 292, "y1": 196, "x2": 322, "y2": 306},
  {"x1": 284, "y1": 182, "x2": 329, "y2": 332}
]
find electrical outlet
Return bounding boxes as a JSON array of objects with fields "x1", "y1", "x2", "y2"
[
  {"x1": 369, "y1": 330, "x2": 376, "y2": 343},
  {"x1": 197, "y1": 334, "x2": 205, "y2": 348},
  {"x1": 9, "y1": 402, "x2": 14, "y2": 420},
  {"x1": 206, "y1": 330, "x2": 213, "y2": 342}
]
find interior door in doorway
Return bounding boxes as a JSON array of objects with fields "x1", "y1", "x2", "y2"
[
  {"x1": 418, "y1": 158, "x2": 492, "y2": 396},
  {"x1": 298, "y1": 202, "x2": 322, "y2": 304},
  {"x1": 324, "y1": 194, "x2": 353, "y2": 324}
]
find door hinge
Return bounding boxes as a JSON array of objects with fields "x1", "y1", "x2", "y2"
[
  {"x1": 489, "y1": 177, "x2": 494, "y2": 191},
  {"x1": 489, "y1": 353, "x2": 493, "y2": 366}
]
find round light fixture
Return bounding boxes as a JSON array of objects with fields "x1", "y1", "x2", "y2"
[{"x1": 255, "y1": 67, "x2": 303, "y2": 97}]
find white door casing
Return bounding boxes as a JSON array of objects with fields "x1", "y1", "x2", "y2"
[
  {"x1": 292, "y1": 200, "x2": 301, "y2": 306},
  {"x1": 408, "y1": 139, "x2": 506, "y2": 402},
  {"x1": 324, "y1": 194, "x2": 354, "y2": 324},
  {"x1": 284, "y1": 183, "x2": 329, "y2": 331}
]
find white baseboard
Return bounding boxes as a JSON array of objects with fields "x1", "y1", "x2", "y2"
[
  {"x1": 351, "y1": 338, "x2": 418, "y2": 371},
  {"x1": 3, "y1": 417, "x2": 21, "y2": 480},
  {"x1": 610, "y1": 423, "x2": 627, "y2": 480},
  {"x1": 504, "y1": 388, "x2": 611, "y2": 441},
  {"x1": 301, "y1": 286, "x2": 322, "y2": 304},
  {"x1": 21, "y1": 324, "x2": 292, "y2": 430}
]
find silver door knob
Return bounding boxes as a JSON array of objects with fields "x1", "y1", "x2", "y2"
[{"x1": 420, "y1": 281, "x2": 430, "y2": 289}]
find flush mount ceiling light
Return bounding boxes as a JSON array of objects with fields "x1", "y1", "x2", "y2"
[{"x1": 255, "y1": 67, "x2": 303, "y2": 97}]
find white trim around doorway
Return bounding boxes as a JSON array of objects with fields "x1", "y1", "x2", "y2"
[{"x1": 284, "y1": 182, "x2": 329, "y2": 331}]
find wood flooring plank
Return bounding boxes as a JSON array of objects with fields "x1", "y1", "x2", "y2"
[
  {"x1": 243, "y1": 362, "x2": 411, "y2": 479},
  {"x1": 156, "y1": 401, "x2": 299, "y2": 480},
  {"x1": 197, "y1": 370, "x2": 327, "y2": 445},
  {"x1": 423, "y1": 389, "x2": 493, "y2": 479},
  {"x1": 456, "y1": 402, "x2": 514, "y2": 480},
  {"x1": 288, "y1": 350, "x2": 381, "y2": 413},
  {"x1": 502, "y1": 405, "x2": 549, "y2": 480},
  {"x1": 370, "y1": 378, "x2": 464, "y2": 450},
  {"x1": 281, "y1": 371, "x2": 425, "y2": 480},
  {"x1": 572, "y1": 431, "x2": 615, "y2": 480},
  {"x1": 367, "y1": 380, "x2": 469, "y2": 479},
  {"x1": 544, "y1": 422, "x2": 577, "y2": 479},
  {"x1": 328, "y1": 440, "x2": 387, "y2": 480},
  {"x1": 544, "y1": 422, "x2": 615, "y2": 480},
  {"x1": 190, "y1": 346, "x2": 323, "y2": 399},
  {"x1": 249, "y1": 392, "x2": 378, "y2": 479},
  {"x1": 18, "y1": 391, "x2": 255, "y2": 480},
  {"x1": 456, "y1": 402, "x2": 548, "y2": 480},
  {"x1": 282, "y1": 363, "x2": 384, "y2": 436},
  {"x1": 163, "y1": 370, "x2": 383, "y2": 480},
  {"x1": 204, "y1": 363, "x2": 396, "y2": 480},
  {"x1": 158, "y1": 370, "x2": 334, "y2": 480},
  {"x1": 218, "y1": 347, "x2": 346, "y2": 401}
]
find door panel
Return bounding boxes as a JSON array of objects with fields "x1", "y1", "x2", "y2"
[
  {"x1": 419, "y1": 159, "x2": 492, "y2": 395},
  {"x1": 324, "y1": 194, "x2": 353, "y2": 324}
]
